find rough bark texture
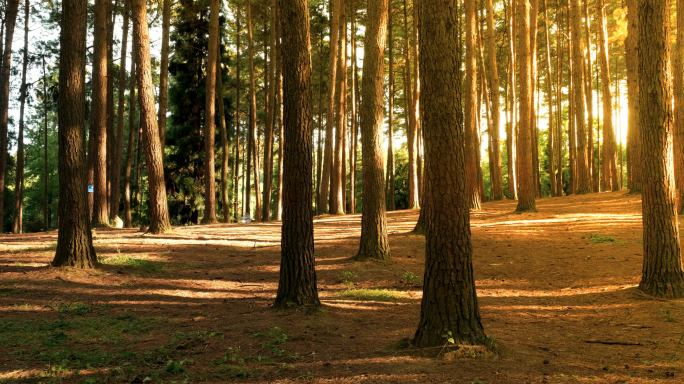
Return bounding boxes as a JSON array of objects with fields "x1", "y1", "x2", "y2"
[
  {"x1": 583, "y1": 0, "x2": 596, "y2": 193},
  {"x1": 349, "y1": 4, "x2": 358, "y2": 213},
  {"x1": 318, "y1": 0, "x2": 340, "y2": 214},
  {"x1": 112, "y1": 0, "x2": 130, "y2": 221},
  {"x1": 330, "y1": 0, "x2": 347, "y2": 215},
  {"x1": 626, "y1": 0, "x2": 641, "y2": 193},
  {"x1": 543, "y1": 0, "x2": 555, "y2": 196},
  {"x1": 0, "y1": 0, "x2": 19, "y2": 232},
  {"x1": 355, "y1": 0, "x2": 391, "y2": 262},
  {"x1": 403, "y1": 0, "x2": 420, "y2": 209},
  {"x1": 638, "y1": 0, "x2": 684, "y2": 298},
  {"x1": 233, "y1": 11, "x2": 241, "y2": 222},
  {"x1": 275, "y1": 4, "x2": 284, "y2": 221},
  {"x1": 217, "y1": 40, "x2": 230, "y2": 223},
  {"x1": 515, "y1": 0, "x2": 536, "y2": 212},
  {"x1": 157, "y1": 0, "x2": 171, "y2": 155},
  {"x1": 124, "y1": 36, "x2": 137, "y2": 228},
  {"x1": 486, "y1": 0, "x2": 503, "y2": 201},
  {"x1": 598, "y1": 0, "x2": 619, "y2": 193},
  {"x1": 13, "y1": 0, "x2": 29, "y2": 234},
  {"x1": 465, "y1": 0, "x2": 481, "y2": 211},
  {"x1": 676, "y1": 0, "x2": 684, "y2": 213},
  {"x1": 132, "y1": 0, "x2": 172, "y2": 234},
  {"x1": 570, "y1": 0, "x2": 591, "y2": 194},
  {"x1": 262, "y1": 0, "x2": 277, "y2": 222},
  {"x1": 91, "y1": 0, "x2": 110, "y2": 226},
  {"x1": 413, "y1": 0, "x2": 485, "y2": 347},
  {"x1": 52, "y1": 0, "x2": 98, "y2": 268},
  {"x1": 201, "y1": 0, "x2": 219, "y2": 224},
  {"x1": 106, "y1": 0, "x2": 116, "y2": 216},
  {"x1": 506, "y1": 0, "x2": 517, "y2": 200},
  {"x1": 273, "y1": 0, "x2": 320, "y2": 309},
  {"x1": 386, "y1": 6, "x2": 395, "y2": 212},
  {"x1": 246, "y1": 0, "x2": 261, "y2": 221}
]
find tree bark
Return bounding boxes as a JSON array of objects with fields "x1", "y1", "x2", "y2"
[
  {"x1": 132, "y1": 0, "x2": 172, "y2": 234},
  {"x1": 0, "y1": 0, "x2": 18, "y2": 232},
  {"x1": 12, "y1": 0, "x2": 29, "y2": 234},
  {"x1": 274, "y1": 0, "x2": 321, "y2": 309},
  {"x1": 157, "y1": 0, "x2": 171, "y2": 155},
  {"x1": 217, "y1": 38, "x2": 230, "y2": 222},
  {"x1": 106, "y1": 0, "x2": 116, "y2": 216},
  {"x1": 91, "y1": 0, "x2": 110, "y2": 226},
  {"x1": 275, "y1": 19, "x2": 284, "y2": 222},
  {"x1": 506, "y1": 0, "x2": 517, "y2": 200},
  {"x1": 246, "y1": 0, "x2": 261, "y2": 221},
  {"x1": 112, "y1": 0, "x2": 130, "y2": 222},
  {"x1": 626, "y1": 0, "x2": 641, "y2": 193},
  {"x1": 465, "y1": 0, "x2": 481, "y2": 211},
  {"x1": 515, "y1": 0, "x2": 536, "y2": 211},
  {"x1": 52, "y1": 0, "x2": 98, "y2": 268},
  {"x1": 386, "y1": 5, "x2": 395, "y2": 211},
  {"x1": 233, "y1": 11, "x2": 241, "y2": 222},
  {"x1": 486, "y1": 0, "x2": 503, "y2": 200},
  {"x1": 201, "y1": 0, "x2": 219, "y2": 224},
  {"x1": 318, "y1": 0, "x2": 340, "y2": 214},
  {"x1": 330, "y1": 0, "x2": 347, "y2": 215},
  {"x1": 355, "y1": 0, "x2": 391, "y2": 262},
  {"x1": 570, "y1": 0, "x2": 591, "y2": 194},
  {"x1": 542, "y1": 0, "x2": 555, "y2": 196},
  {"x1": 597, "y1": 0, "x2": 618, "y2": 193},
  {"x1": 638, "y1": 0, "x2": 684, "y2": 298},
  {"x1": 262, "y1": 0, "x2": 278, "y2": 221},
  {"x1": 349, "y1": 4, "x2": 358, "y2": 213},
  {"x1": 583, "y1": 0, "x2": 597, "y2": 192},
  {"x1": 403, "y1": 0, "x2": 419, "y2": 209},
  {"x1": 43, "y1": 56, "x2": 49, "y2": 230},
  {"x1": 413, "y1": 0, "x2": 485, "y2": 347},
  {"x1": 124, "y1": 49, "x2": 136, "y2": 228}
]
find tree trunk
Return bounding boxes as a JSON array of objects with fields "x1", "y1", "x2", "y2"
[
  {"x1": 355, "y1": 0, "x2": 391, "y2": 262},
  {"x1": 330, "y1": 0, "x2": 347, "y2": 215},
  {"x1": 583, "y1": 0, "x2": 597, "y2": 192},
  {"x1": 386, "y1": 6, "x2": 395, "y2": 211},
  {"x1": 275, "y1": 15, "x2": 284, "y2": 222},
  {"x1": 597, "y1": 0, "x2": 618, "y2": 193},
  {"x1": 124, "y1": 34, "x2": 137, "y2": 228},
  {"x1": 638, "y1": 0, "x2": 684, "y2": 298},
  {"x1": 274, "y1": 0, "x2": 320, "y2": 309},
  {"x1": 233, "y1": 11, "x2": 241, "y2": 222},
  {"x1": 530, "y1": 0, "x2": 541, "y2": 198},
  {"x1": 157, "y1": 0, "x2": 171, "y2": 155},
  {"x1": 318, "y1": 0, "x2": 340, "y2": 214},
  {"x1": 43, "y1": 56, "x2": 49, "y2": 230},
  {"x1": 315, "y1": 32, "x2": 324, "y2": 213},
  {"x1": 13, "y1": 0, "x2": 29, "y2": 234},
  {"x1": 91, "y1": 0, "x2": 109, "y2": 226},
  {"x1": 567, "y1": 6, "x2": 576, "y2": 195},
  {"x1": 403, "y1": 0, "x2": 419, "y2": 209},
  {"x1": 676, "y1": 0, "x2": 684, "y2": 212},
  {"x1": 262, "y1": 0, "x2": 277, "y2": 221},
  {"x1": 246, "y1": 0, "x2": 261, "y2": 221},
  {"x1": 413, "y1": 0, "x2": 485, "y2": 347},
  {"x1": 486, "y1": 0, "x2": 503, "y2": 200},
  {"x1": 556, "y1": 7, "x2": 563, "y2": 195},
  {"x1": 349, "y1": 4, "x2": 358, "y2": 213},
  {"x1": 465, "y1": 0, "x2": 481, "y2": 211},
  {"x1": 201, "y1": 0, "x2": 219, "y2": 224},
  {"x1": 542, "y1": 0, "x2": 555, "y2": 196},
  {"x1": 217, "y1": 38, "x2": 230, "y2": 222},
  {"x1": 106, "y1": 0, "x2": 116, "y2": 216},
  {"x1": 570, "y1": 0, "x2": 591, "y2": 194},
  {"x1": 413, "y1": 0, "x2": 422, "y2": 203},
  {"x1": 112, "y1": 0, "x2": 130, "y2": 222},
  {"x1": 626, "y1": 0, "x2": 641, "y2": 193},
  {"x1": 0, "y1": 0, "x2": 18, "y2": 232},
  {"x1": 52, "y1": 0, "x2": 98, "y2": 268},
  {"x1": 506, "y1": 0, "x2": 517, "y2": 200},
  {"x1": 132, "y1": 0, "x2": 172, "y2": 234}
]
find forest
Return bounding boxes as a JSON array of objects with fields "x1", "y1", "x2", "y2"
[{"x1": 1, "y1": 0, "x2": 684, "y2": 381}]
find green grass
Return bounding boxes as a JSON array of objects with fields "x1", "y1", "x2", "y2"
[
  {"x1": 98, "y1": 255, "x2": 164, "y2": 273},
  {"x1": 0, "y1": 287, "x2": 20, "y2": 296},
  {"x1": 403, "y1": 271, "x2": 423, "y2": 285},
  {"x1": 338, "y1": 271, "x2": 358, "y2": 284},
  {"x1": 335, "y1": 288, "x2": 409, "y2": 301},
  {"x1": 590, "y1": 233, "x2": 618, "y2": 244}
]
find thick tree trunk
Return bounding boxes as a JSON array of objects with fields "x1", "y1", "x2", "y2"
[
  {"x1": 676, "y1": 0, "x2": 684, "y2": 212},
  {"x1": 201, "y1": 0, "x2": 219, "y2": 224},
  {"x1": 403, "y1": 0, "x2": 419, "y2": 209},
  {"x1": 157, "y1": 0, "x2": 171, "y2": 155},
  {"x1": 638, "y1": 0, "x2": 684, "y2": 298},
  {"x1": 274, "y1": 0, "x2": 320, "y2": 309},
  {"x1": 106, "y1": 0, "x2": 116, "y2": 216},
  {"x1": 570, "y1": 0, "x2": 591, "y2": 194},
  {"x1": 112, "y1": 0, "x2": 130, "y2": 222},
  {"x1": 91, "y1": 0, "x2": 109, "y2": 226},
  {"x1": 13, "y1": 0, "x2": 29, "y2": 234},
  {"x1": 413, "y1": 0, "x2": 485, "y2": 347},
  {"x1": 386, "y1": 6, "x2": 395, "y2": 211},
  {"x1": 262, "y1": 0, "x2": 278, "y2": 221},
  {"x1": 355, "y1": 0, "x2": 391, "y2": 262},
  {"x1": 626, "y1": 0, "x2": 641, "y2": 193},
  {"x1": 0, "y1": 0, "x2": 18, "y2": 232},
  {"x1": 330, "y1": 0, "x2": 347, "y2": 215},
  {"x1": 132, "y1": 0, "x2": 172, "y2": 234},
  {"x1": 124, "y1": 36, "x2": 137, "y2": 228},
  {"x1": 486, "y1": 0, "x2": 503, "y2": 200},
  {"x1": 217, "y1": 39, "x2": 230, "y2": 222},
  {"x1": 515, "y1": 0, "x2": 536, "y2": 212},
  {"x1": 233, "y1": 11, "x2": 241, "y2": 222},
  {"x1": 465, "y1": 0, "x2": 481, "y2": 211},
  {"x1": 597, "y1": 0, "x2": 618, "y2": 193},
  {"x1": 318, "y1": 0, "x2": 340, "y2": 214},
  {"x1": 52, "y1": 0, "x2": 98, "y2": 268}
]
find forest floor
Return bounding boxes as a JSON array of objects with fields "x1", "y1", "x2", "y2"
[{"x1": 1, "y1": 191, "x2": 683, "y2": 383}]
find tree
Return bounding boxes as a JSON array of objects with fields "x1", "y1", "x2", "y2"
[
  {"x1": 486, "y1": 0, "x2": 503, "y2": 201},
  {"x1": 386, "y1": 4, "x2": 395, "y2": 212},
  {"x1": 516, "y1": 0, "x2": 536, "y2": 212},
  {"x1": 626, "y1": 0, "x2": 640, "y2": 193},
  {"x1": 124, "y1": 32, "x2": 137, "y2": 228},
  {"x1": 355, "y1": 0, "x2": 390, "y2": 262},
  {"x1": 233, "y1": 9, "x2": 242, "y2": 222},
  {"x1": 13, "y1": 0, "x2": 29, "y2": 234},
  {"x1": 91, "y1": 0, "x2": 110, "y2": 226},
  {"x1": 413, "y1": 0, "x2": 485, "y2": 347},
  {"x1": 158, "y1": 0, "x2": 171, "y2": 155},
  {"x1": 505, "y1": 0, "x2": 517, "y2": 200},
  {"x1": 542, "y1": 0, "x2": 556, "y2": 196},
  {"x1": 0, "y1": 0, "x2": 19, "y2": 232},
  {"x1": 246, "y1": 0, "x2": 261, "y2": 221},
  {"x1": 329, "y1": 0, "x2": 346, "y2": 215},
  {"x1": 597, "y1": 0, "x2": 618, "y2": 193},
  {"x1": 402, "y1": 0, "x2": 419, "y2": 209},
  {"x1": 569, "y1": 0, "x2": 590, "y2": 194},
  {"x1": 465, "y1": 0, "x2": 480, "y2": 211},
  {"x1": 52, "y1": 0, "x2": 97, "y2": 268},
  {"x1": 201, "y1": 0, "x2": 219, "y2": 224},
  {"x1": 675, "y1": 0, "x2": 684, "y2": 212},
  {"x1": 273, "y1": 0, "x2": 320, "y2": 309},
  {"x1": 113, "y1": 0, "x2": 131, "y2": 222},
  {"x1": 262, "y1": 0, "x2": 277, "y2": 222},
  {"x1": 637, "y1": 0, "x2": 684, "y2": 298},
  {"x1": 132, "y1": 0, "x2": 172, "y2": 234},
  {"x1": 218, "y1": 39, "x2": 230, "y2": 223}
]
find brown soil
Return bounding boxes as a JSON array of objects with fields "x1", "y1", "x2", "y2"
[{"x1": 1, "y1": 191, "x2": 683, "y2": 383}]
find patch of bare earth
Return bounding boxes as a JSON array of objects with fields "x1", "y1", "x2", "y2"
[{"x1": 0, "y1": 191, "x2": 682, "y2": 383}]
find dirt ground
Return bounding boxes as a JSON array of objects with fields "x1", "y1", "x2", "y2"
[{"x1": 2, "y1": 191, "x2": 684, "y2": 383}]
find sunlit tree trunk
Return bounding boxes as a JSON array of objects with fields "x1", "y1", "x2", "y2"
[
  {"x1": 570, "y1": 0, "x2": 591, "y2": 193},
  {"x1": 246, "y1": 0, "x2": 261, "y2": 221},
  {"x1": 530, "y1": 0, "x2": 541, "y2": 198},
  {"x1": 90, "y1": 0, "x2": 109, "y2": 226},
  {"x1": 465, "y1": 0, "x2": 481, "y2": 210},
  {"x1": 386, "y1": 5, "x2": 395, "y2": 211},
  {"x1": 201, "y1": 0, "x2": 219, "y2": 224},
  {"x1": 218, "y1": 39, "x2": 230, "y2": 222},
  {"x1": 486, "y1": 0, "x2": 503, "y2": 200},
  {"x1": 402, "y1": 0, "x2": 419, "y2": 209},
  {"x1": 349, "y1": 4, "x2": 358, "y2": 213},
  {"x1": 12, "y1": 0, "x2": 29, "y2": 234},
  {"x1": 583, "y1": 0, "x2": 597, "y2": 192},
  {"x1": 516, "y1": 0, "x2": 536, "y2": 212},
  {"x1": 542, "y1": 0, "x2": 555, "y2": 196},
  {"x1": 506, "y1": 0, "x2": 517, "y2": 199},
  {"x1": 106, "y1": 0, "x2": 117, "y2": 216},
  {"x1": 233, "y1": 11, "x2": 241, "y2": 222},
  {"x1": 626, "y1": 0, "x2": 641, "y2": 193},
  {"x1": 113, "y1": 0, "x2": 130, "y2": 222},
  {"x1": 275, "y1": 7, "x2": 284, "y2": 221},
  {"x1": 597, "y1": 0, "x2": 618, "y2": 193},
  {"x1": 330, "y1": 0, "x2": 347, "y2": 215},
  {"x1": 263, "y1": 0, "x2": 278, "y2": 221},
  {"x1": 158, "y1": 0, "x2": 171, "y2": 155},
  {"x1": 556, "y1": 6, "x2": 563, "y2": 195}
]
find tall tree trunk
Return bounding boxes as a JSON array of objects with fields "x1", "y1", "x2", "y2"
[
  {"x1": 465, "y1": 0, "x2": 481, "y2": 210},
  {"x1": 218, "y1": 39, "x2": 230, "y2": 222},
  {"x1": 201, "y1": 0, "x2": 219, "y2": 224},
  {"x1": 315, "y1": 32, "x2": 324, "y2": 212},
  {"x1": 638, "y1": 0, "x2": 684, "y2": 298},
  {"x1": 274, "y1": 0, "x2": 320, "y2": 308},
  {"x1": 403, "y1": 0, "x2": 419, "y2": 209},
  {"x1": 106, "y1": 0, "x2": 116, "y2": 216},
  {"x1": 330, "y1": 0, "x2": 346, "y2": 215},
  {"x1": 124, "y1": 54, "x2": 136, "y2": 228},
  {"x1": 413, "y1": 0, "x2": 485, "y2": 347},
  {"x1": 157, "y1": 0, "x2": 171, "y2": 155},
  {"x1": 112, "y1": 0, "x2": 130, "y2": 222},
  {"x1": 506, "y1": 0, "x2": 517, "y2": 199},
  {"x1": 262, "y1": 0, "x2": 277, "y2": 221},
  {"x1": 556, "y1": 6, "x2": 563, "y2": 195},
  {"x1": 349, "y1": 5, "x2": 357, "y2": 213},
  {"x1": 530, "y1": 0, "x2": 541, "y2": 198},
  {"x1": 0, "y1": 0, "x2": 18, "y2": 232},
  {"x1": 515, "y1": 0, "x2": 536, "y2": 211},
  {"x1": 597, "y1": 0, "x2": 618, "y2": 193},
  {"x1": 626, "y1": 0, "x2": 640, "y2": 193},
  {"x1": 52, "y1": 0, "x2": 97, "y2": 267},
  {"x1": 233, "y1": 11, "x2": 241, "y2": 222},
  {"x1": 413, "y1": 0, "x2": 422, "y2": 202},
  {"x1": 275, "y1": 8, "x2": 284, "y2": 221},
  {"x1": 43, "y1": 56, "x2": 49, "y2": 230},
  {"x1": 570, "y1": 0, "x2": 591, "y2": 193},
  {"x1": 246, "y1": 0, "x2": 261, "y2": 221},
  {"x1": 13, "y1": 0, "x2": 29, "y2": 234},
  {"x1": 91, "y1": 0, "x2": 110, "y2": 226},
  {"x1": 318, "y1": 0, "x2": 340, "y2": 214},
  {"x1": 676, "y1": 0, "x2": 684, "y2": 212},
  {"x1": 486, "y1": 0, "x2": 503, "y2": 200},
  {"x1": 542, "y1": 0, "x2": 555, "y2": 196},
  {"x1": 355, "y1": 0, "x2": 391, "y2": 262},
  {"x1": 386, "y1": 5, "x2": 395, "y2": 211},
  {"x1": 583, "y1": 0, "x2": 597, "y2": 192},
  {"x1": 478, "y1": 8, "x2": 493, "y2": 201},
  {"x1": 132, "y1": 0, "x2": 172, "y2": 234}
]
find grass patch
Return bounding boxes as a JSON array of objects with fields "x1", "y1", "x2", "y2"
[
  {"x1": 336, "y1": 288, "x2": 409, "y2": 301},
  {"x1": 98, "y1": 255, "x2": 164, "y2": 273},
  {"x1": 403, "y1": 271, "x2": 423, "y2": 285},
  {"x1": 338, "y1": 271, "x2": 358, "y2": 285},
  {"x1": 590, "y1": 233, "x2": 618, "y2": 244},
  {"x1": 0, "y1": 287, "x2": 21, "y2": 296}
]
